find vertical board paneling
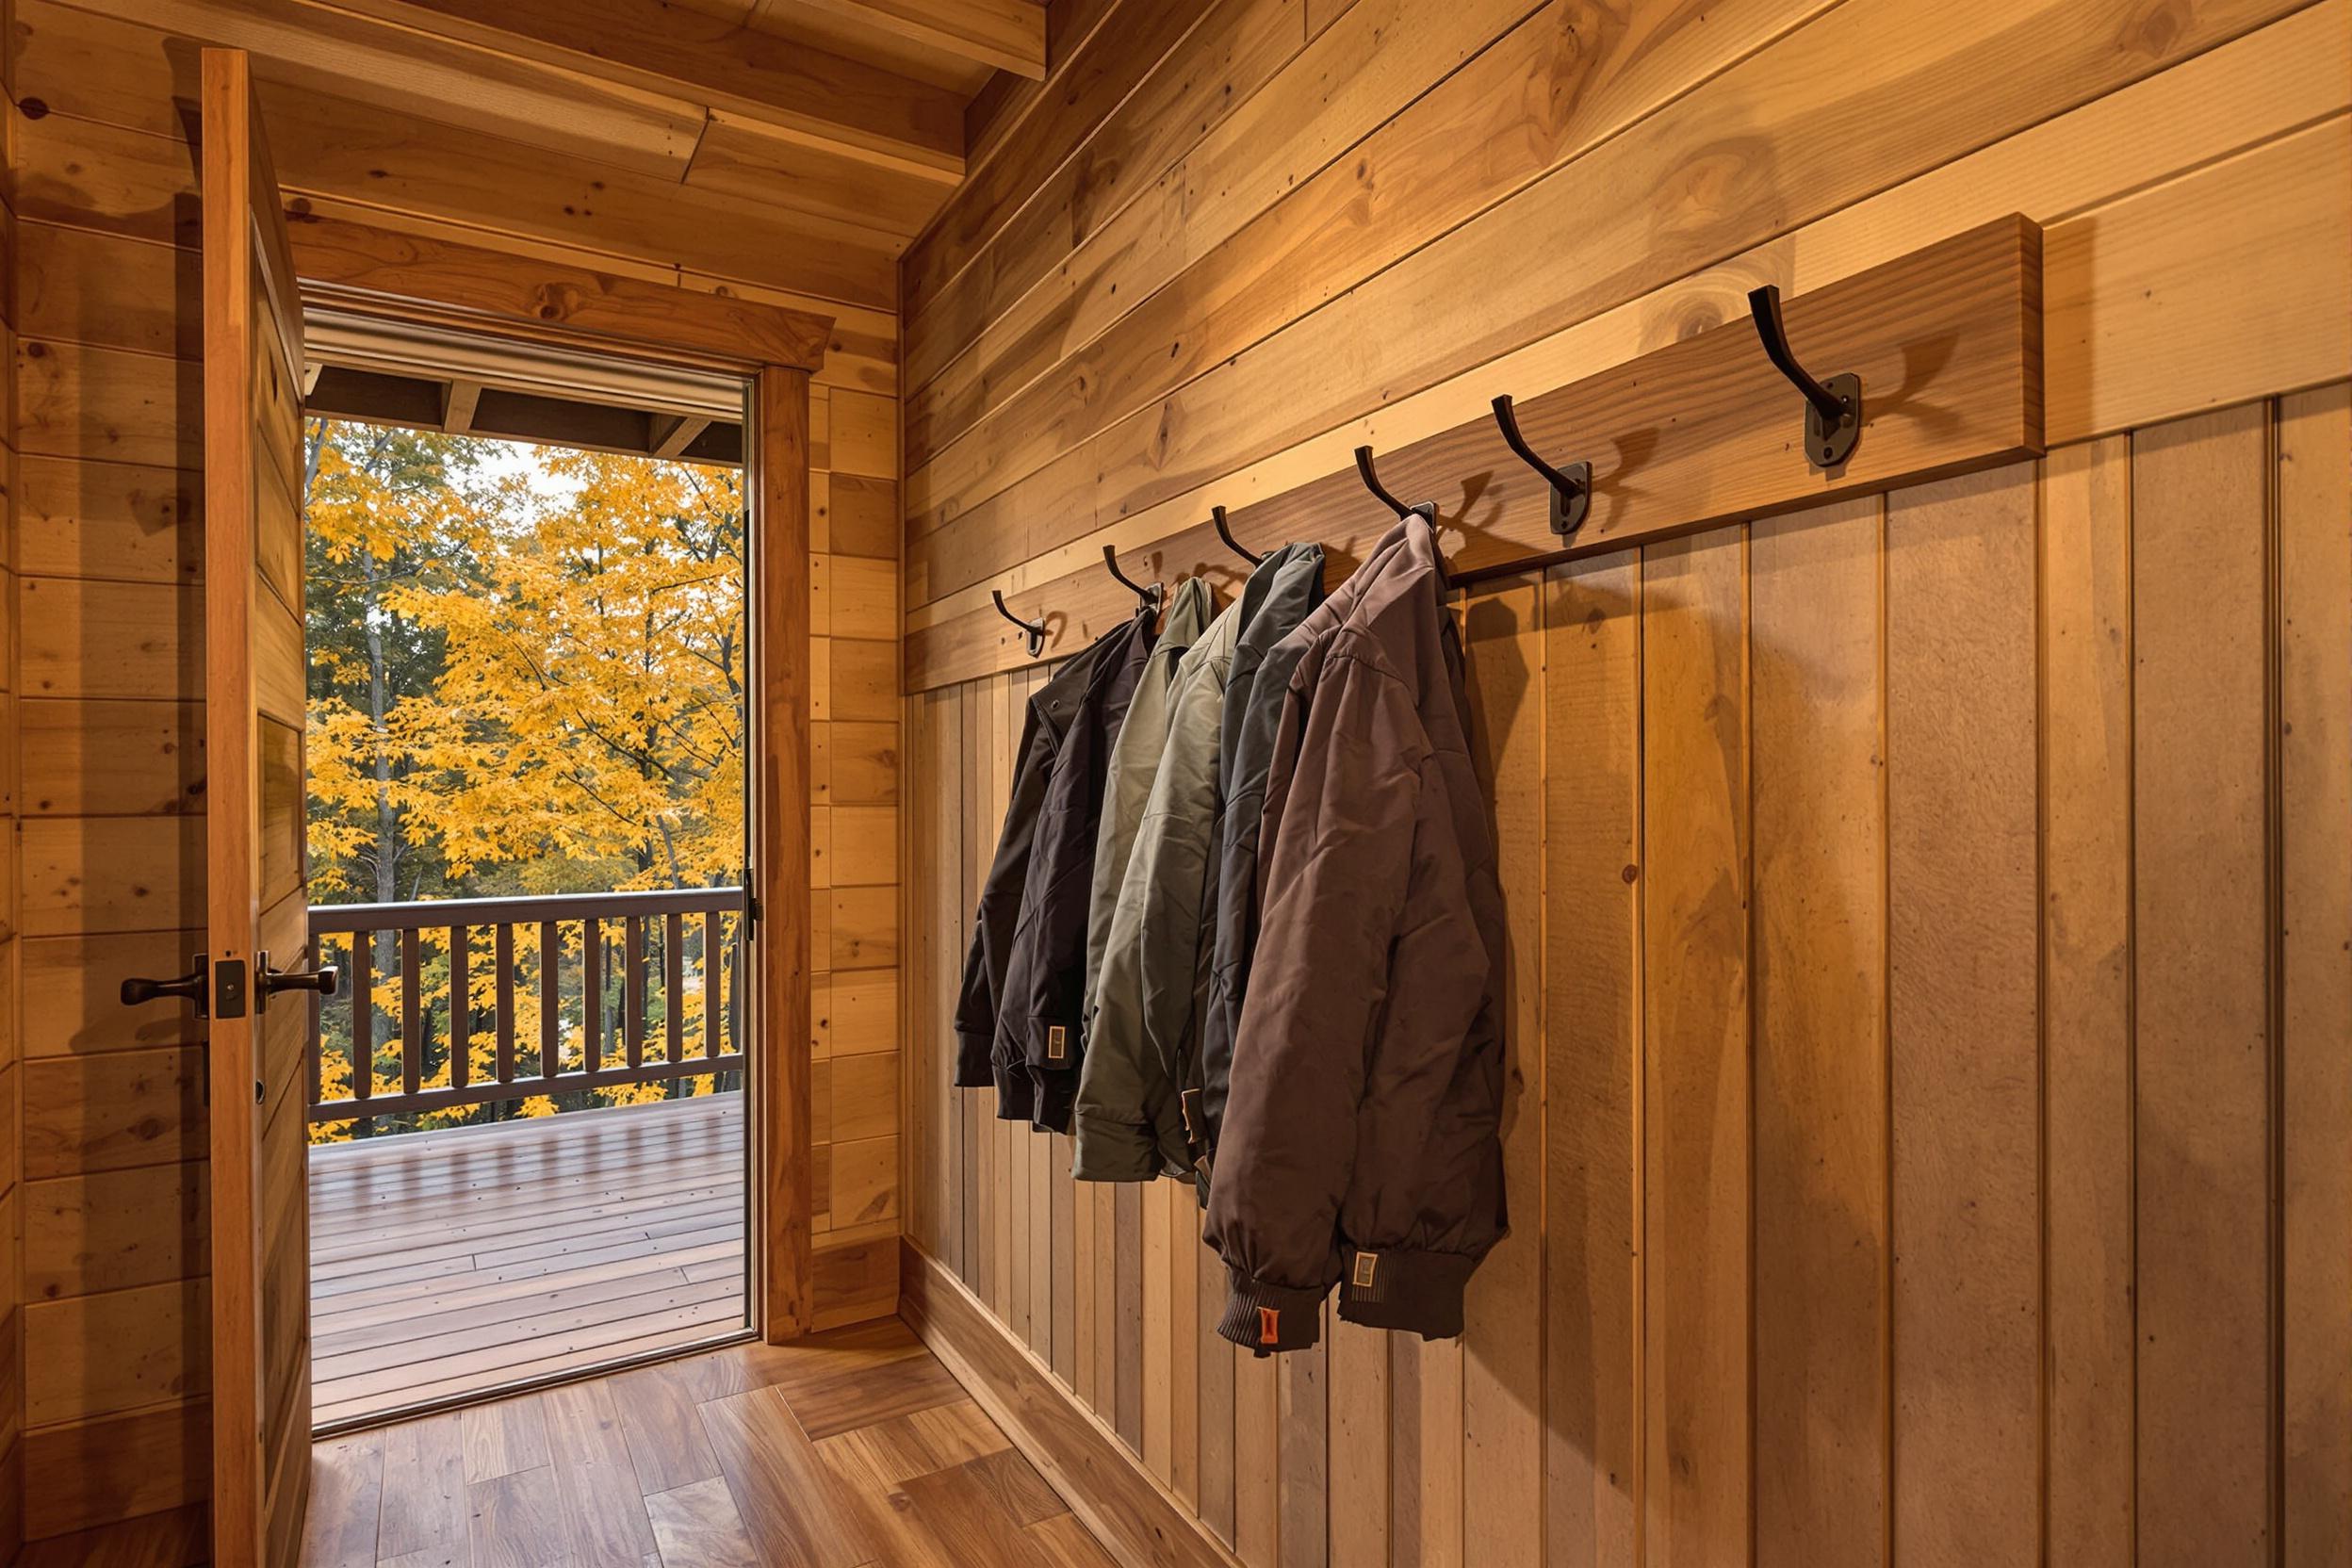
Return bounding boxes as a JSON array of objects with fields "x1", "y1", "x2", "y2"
[
  {"x1": 1639, "y1": 529, "x2": 1752, "y2": 1568},
  {"x1": 1541, "y1": 553, "x2": 1641, "y2": 1568},
  {"x1": 2038, "y1": 435, "x2": 2136, "y2": 1568},
  {"x1": 2129, "y1": 403, "x2": 2274, "y2": 1568},
  {"x1": 2275, "y1": 384, "x2": 2352, "y2": 1568},
  {"x1": 1749, "y1": 497, "x2": 1887, "y2": 1568},
  {"x1": 902, "y1": 392, "x2": 2349, "y2": 1568},
  {"x1": 1885, "y1": 461, "x2": 2042, "y2": 1568}
]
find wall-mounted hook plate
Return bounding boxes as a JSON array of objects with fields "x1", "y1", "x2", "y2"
[{"x1": 1807, "y1": 371, "x2": 1862, "y2": 467}]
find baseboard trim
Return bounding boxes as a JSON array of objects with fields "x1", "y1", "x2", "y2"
[{"x1": 897, "y1": 1238, "x2": 1241, "y2": 1568}]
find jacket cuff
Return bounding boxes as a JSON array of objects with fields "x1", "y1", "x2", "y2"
[
  {"x1": 1029, "y1": 1068, "x2": 1078, "y2": 1135},
  {"x1": 1216, "y1": 1270, "x2": 1327, "y2": 1356},
  {"x1": 1336, "y1": 1247, "x2": 1477, "y2": 1341},
  {"x1": 1070, "y1": 1109, "x2": 1161, "y2": 1183},
  {"x1": 990, "y1": 1062, "x2": 1037, "y2": 1124},
  {"x1": 953, "y1": 1029, "x2": 994, "y2": 1088}
]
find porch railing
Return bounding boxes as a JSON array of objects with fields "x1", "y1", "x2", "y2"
[{"x1": 306, "y1": 886, "x2": 748, "y2": 1126}]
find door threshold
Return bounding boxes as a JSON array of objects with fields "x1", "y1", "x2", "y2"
[{"x1": 310, "y1": 1324, "x2": 760, "y2": 1440}]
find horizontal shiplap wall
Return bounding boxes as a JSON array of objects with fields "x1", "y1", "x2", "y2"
[
  {"x1": 902, "y1": 391, "x2": 2352, "y2": 1567},
  {"x1": 895, "y1": 0, "x2": 2350, "y2": 688}
]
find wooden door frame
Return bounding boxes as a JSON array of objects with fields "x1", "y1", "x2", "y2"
[{"x1": 282, "y1": 213, "x2": 833, "y2": 1341}]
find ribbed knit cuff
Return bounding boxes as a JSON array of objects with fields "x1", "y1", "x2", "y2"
[
  {"x1": 1216, "y1": 1271, "x2": 1327, "y2": 1356},
  {"x1": 1336, "y1": 1247, "x2": 1476, "y2": 1341},
  {"x1": 1070, "y1": 1109, "x2": 1161, "y2": 1183}
]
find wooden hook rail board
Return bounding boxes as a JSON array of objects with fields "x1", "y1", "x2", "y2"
[{"x1": 906, "y1": 213, "x2": 2043, "y2": 691}]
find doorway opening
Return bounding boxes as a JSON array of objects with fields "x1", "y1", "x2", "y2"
[{"x1": 296, "y1": 323, "x2": 759, "y2": 1430}]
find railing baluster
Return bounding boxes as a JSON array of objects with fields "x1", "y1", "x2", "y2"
[
  {"x1": 496, "y1": 923, "x2": 516, "y2": 1086},
  {"x1": 450, "y1": 925, "x2": 469, "y2": 1090},
  {"x1": 626, "y1": 916, "x2": 646, "y2": 1070},
  {"x1": 665, "y1": 910, "x2": 684, "y2": 1066},
  {"x1": 542, "y1": 920, "x2": 562, "y2": 1086},
  {"x1": 307, "y1": 935, "x2": 325, "y2": 1111},
  {"x1": 583, "y1": 916, "x2": 602, "y2": 1075},
  {"x1": 400, "y1": 928, "x2": 422, "y2": 1098},
  {"x1": 351, "y1": 932, "x2": 373, "y2": 1109},
  {"x1": 302, "y1": 888, "x2": 749, "y2": 1124},
  {"x1": 703, "y1": 909, "x2": 722, "y2": 1059}
]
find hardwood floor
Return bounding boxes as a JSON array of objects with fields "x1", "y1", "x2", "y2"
[
  {"x1": 310, "y1": 1094, "x2": 750, "y2": 1427},
  {"x1": 298, "y1": 1318, "x2": 1121, "y2": 1568}
]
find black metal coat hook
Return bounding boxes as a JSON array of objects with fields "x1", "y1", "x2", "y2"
[
  {"x1": 1102, "y1": 545, "x2": 1164, "y2": 614},
  {"x1": 1748, "y1": 284, "x2": 1861, "y2": 468},
  {"x1": 1353, "y1": 445, "x2": 1438, "y2": 522},
  {"x1": 1211, "y1": 505, "x2": 1262, "y2": 565},
  {"x1": 1490, "y1": 394, "x2": 1591, "y2": 538},
  {"x1": 992, "y1": 589, "x2": 1047, "y2": 659}
]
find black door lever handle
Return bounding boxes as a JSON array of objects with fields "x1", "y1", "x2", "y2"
[
  {"x1": 121, "y1": 969, "x2": 205, "y2": 1008},
  {"x1": 256, "y1": 951, "x2": 339, "y2": 1014}
]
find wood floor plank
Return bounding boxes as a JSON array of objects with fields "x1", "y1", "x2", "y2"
[
  {"x1": 463, "y1": 1396, "x2": 552, "y2": 1484},
  {"x1": 376, "y1": 1413, "x2": 471, "y2": 1564},
  {"x1": 298, "y1": 1430, "x2": 385, "y2": 1568},
  {"x1": 700, "y1": 1384, "x2": 874, "y2": 1568},
  {"x1": 612, "y1": 1357, "x2": 726, "y2": 1496},
  {"x1": 467, "y1": 1466, "x2": 569, "y2": 1568},
  {"x1": 644, "y1": 1478, "x2": 761, "y2": 1568},
  {"x1": 542, "y1": 1379, "x2": 661, "y2": 1567}
]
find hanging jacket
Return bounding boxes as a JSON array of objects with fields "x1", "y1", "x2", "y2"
[
  {"x1": 1204, "y1": 514, "x2": 1507, "y2": 1355},
  {"x1": 1196, "y1": 542, "x2": 1327, "y2": 1155},
  {"x1": 995, "y1": 603, "x2": 1158, "y2": 1130},
  {"x1": 951, "y1": 635, "x2": 1117, "y2": 1091},
  {"x1": 1071, "y1": 588, "x2": 1248, "y2": 1185},
  {"x1": 1082, "y1": 578, "x2": 1215, "y2": 1041}
]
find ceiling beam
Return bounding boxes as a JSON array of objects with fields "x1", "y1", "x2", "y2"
[
  {"x1": 650, "y1": 414, "x2": 712, "y2": 458},
  {"x1": 784, "y1": 0, "x2": 1047, "y2": 79},
  {"x1": 330, "y1": 0, "x2": 969, "y2": 183},
  {"x1": 441, "y1": 378, "x2": 483, "y2": 433}
]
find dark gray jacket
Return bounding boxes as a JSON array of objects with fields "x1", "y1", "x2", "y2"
[
  {"x1": 995, "y1": 604, "x2": 1158, "y2": 1130},
  {"x1": 952, "y1": 641, "x2": 1104, "y2": 1090},
  {"x1": 1197, "y1": 543, "x2": 1326, "y2": 1156},
  {"x1": 1070, "y1": 589, "x2": 1247, "y2": 1184},
  {"x1": 1203, "y1": 515, "x2": 1506, "y2": 1354}
]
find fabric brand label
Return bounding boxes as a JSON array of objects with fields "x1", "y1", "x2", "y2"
[
  {"x1": 1257, "y1": 1306, "x2": 1281, "y2": 1346},
  {"x1": 1047, "y1": 1025, "x2": 1067, "y2": 1061},
  {"x1": 1352, "y1": 1252, "x2": 1380, "y2": 1290}
]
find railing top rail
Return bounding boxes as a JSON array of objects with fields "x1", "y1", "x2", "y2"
[{"x1": 309, "y1": 885, "x2": 745, "y2": 934}]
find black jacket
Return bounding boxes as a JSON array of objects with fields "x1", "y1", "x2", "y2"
[
  {"x1": 995, "y1": 605, "x2": 1157, "y2": 1129},
  {"x1": 1204, "y1": 515, "x2": 1507, "y2": 1354},
  {"x1": 952, "y1": 612, "x2": 1148, "y2": 1102}
]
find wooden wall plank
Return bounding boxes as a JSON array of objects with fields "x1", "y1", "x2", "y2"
[
  {"x1": 2037, "y1": 434, "x2": 2136, "y2": 1568},
  {"x1": 2276, "y1": 383, "x2": 2352, "y2": 1567},
  {"x1": 1749, "y1": 495, "x2": 1886, "y2": 1568},
  {"x1": 1462, "y1": 574, "x2": 1544, "y2": 1568},
  {"x1": 1538, "y1": 552, "x2": 1640, "y2": 1568},
  {"x1": 2129, "y1": 403, "x2": 2275, "y2": 1568},
  {"x1": 1638, "y1": 528, "x2": 1750, "y2": 1568},
  {"x1": 1884, "y1": 461, "x2": 2041, "y2": 1568}
]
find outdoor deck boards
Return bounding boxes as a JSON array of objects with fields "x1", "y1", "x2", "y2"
[{"x1": 309, "y1": 1093, "x2": 749, "y2": 1427}]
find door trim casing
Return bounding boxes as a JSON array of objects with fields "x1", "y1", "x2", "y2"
[{"x1": 279, "y1": 215, "x2": 833, "y2": 1346}]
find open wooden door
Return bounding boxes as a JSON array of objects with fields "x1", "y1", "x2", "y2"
[{"x1": 203, "y1": 48, "x2": 325, "y2": 1568}]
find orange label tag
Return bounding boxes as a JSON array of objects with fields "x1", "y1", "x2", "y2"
[
  {"x1": 1352, "y1": 1252, "x2": 1379, "y2": 1290},
  {"x1": 1047, "y1": 1025, "x2": 1067, "y2": 1061},
  {"x1": 1257, "y1": 1306, "x2": 1281, "y2": 1346}
]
